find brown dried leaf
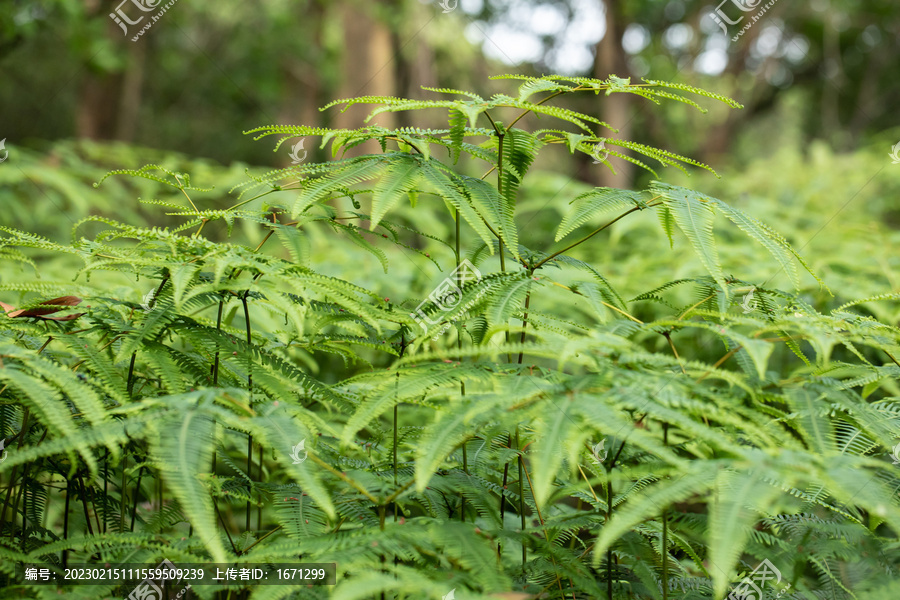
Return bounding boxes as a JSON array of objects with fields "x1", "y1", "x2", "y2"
[{"x1": 5, "y1": 296, "x2": 83, "y2": 320}]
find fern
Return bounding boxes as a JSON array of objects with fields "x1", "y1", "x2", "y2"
[{"x1": 0, "y1": 74, "x2": 897, "y2": 600}]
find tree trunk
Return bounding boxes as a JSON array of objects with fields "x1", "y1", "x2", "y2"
[
  {"x1": 332, "y1": 1, "x2": 397, "y2": 149},
  {"x1": 592, "y1": 0, "x2": 633, "y2": 189},
  {"x1": 76, "y1": 1, "x2": 127, "y2": 140}
]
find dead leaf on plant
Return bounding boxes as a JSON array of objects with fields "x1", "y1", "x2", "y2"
[{"x1": 1, "y1": 296, "x2": 84, "y2": 321}]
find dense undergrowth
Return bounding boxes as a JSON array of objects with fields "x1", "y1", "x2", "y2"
[{"x1": 1, "y1": 75, "x2": 900, "y2": 600}]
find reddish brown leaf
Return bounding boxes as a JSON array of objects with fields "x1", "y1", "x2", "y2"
[{"x1": 5, "y1": 296, "x2": 83, "y2": 320}]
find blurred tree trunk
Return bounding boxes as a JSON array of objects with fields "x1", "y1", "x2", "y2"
[
  {"x1": 115, "y1": 39, "x2": 147, "y2": 142},
  {"x1": 332, "y1": 0, "x2": 397, "y2": 143},
  {"x1": 77, "y1": 1, "x2": 128, "y2": 140},
  {"x1": 592, "y1": 0, "x2": 633, "y2": 189},
  {"x1": 388, "y1": 0, "x2": 437, "y2": 129},
  {"x1": 278, "y1": 0, "x2": 326, "y2": 161},
  {"x1": 699, "y1": 20, "x2": 761, "y2": 164}
]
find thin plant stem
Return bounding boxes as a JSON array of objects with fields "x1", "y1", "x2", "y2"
[
  {"x1": 126, "y1": 353, "x2": 137, "y2": 398},
  {"x1": 456, "y1": 213, "x2": 469, "y2": 522},
  {"x1": 103, "y1": 452, "x2": 108, "y2": 533},
  {"x1": 130, "y1": 464, "x2": 145, "y2": 531},
  {"x1": 214, "y1": 502, "x2": 238, "y2": 555},
  {"x1": 534, "y1": 204, "x2": 651, "y2": 269},
  {"x1": 212, "y1": 300, "x2": 224, "y2": 385},
  {"x1": 485, "y1": 111, "x2": 513, "y2": 362},
  {"x1": 257, "y1": 444, "x2": 263, "y2": 530},
  {"x1": 242, "y1": 292, "x2": 254, "y2": 532},
  {"x1": 0, "y1": 409, "x2": 30, "y2": 538},
  {"x1": 63, "y1": 477, "x2": 70, "y2": 568},
  {"x1": 519, "y1": 455, "x2": 570, "y2": 599},
  {"x1": 77, "y1": 477, "x2": 94, "y2": 536},
  {"x1": 662, "y1": 422, "x2": 670, "y2": 600},
  {"x1": 119, "y1": 456, "x2": 127, "y2": 533},
  {"x1": 663, "y1": 331, "x2": 687, "y2": 375},
  {"x1": 516, "y1": 428, "x2": 526, "y2": 569},
  {"x1": 240, "y1": 525, "x2": 282, "y2": 555},
  {"x1": 499, "y1": 432, "x2": 511, "y2": 559},
  {"x1": 517, "y1": 269, "x2": 534, "y2": 364}
]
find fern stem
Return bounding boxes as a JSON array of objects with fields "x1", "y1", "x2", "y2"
[
  {"x1": 455, "y1": 216, "x2": 469, "y2": 523},
  {"x1": 18, "y1": 468, "x2": 26, "y2": 550},
  {"x1": 485, "y1": 111, "x2": 513, "y2": 363},
  {"x1": 77, "y1": 476, "x2": 94, "y2": 536},
  {"x1": 519, "y1": 451, "x2": 568, "y2": 598},
  {"x1": 126, "y1": 352, "x2": 137, "y2": 398},
  {"x1": 130, "y1": 275, "x2": 170, "y2": 396},
  {"x1": 103, "y1": 452, "x2": 108, "y2": 533},
  {"x1": 516, "y1": 270, "x2": 534, "y2": 364},
  {"x1": 0, "y1": 409, "x2": 29, "y2": 539},
  {"x1": 506, "y1": 89, "x2": 575, "y2": 130},
  {"x1": 212, "y1": 300, "x2": 224, "y2": 386},
  {"x1": 240, "y1": 525, "x2": 282, "y2": 554},
  {"x1": 63, "y1": 477, "x2": 70, "y2": 568},
  {"x1": 534, "y1": 205, "x2": 644, "y2": 269},
  {"x1": 306, "y1": 453, "x2": 379, "y2": 504},
  {"x1": 119, "y1": 456, "x2": 127, "y2": 533},
  {"x1": 662, "y1": 422, "x2": 670, "y2": 600},
  {"x1": 662, "y1": 331, "x2": 687, "y2": 375},
  {"x1": 499, "y1": 432, "x2": 511, "y2": 559},
  {"x1": 257, "y1": 444, "x2": 263, "y2": 530},
  {"x1": 89, "y1": 478, "x2": 103, "y2": 536},
  {"x1": 607, "y1": 477, "x2": 614, "y2": 600},
  {"x1": 130, "y1": 464, "x2": 145, "y2": 531},
  {"x1": 516, "y1": 428, "x2": 526, "y2": 569},
  {"x1": 214, "y1": 501, "x2": 238, "y2": 555},
  {"x1": 242, "y1": 292, "x2": 254, "y2": 532},
  {"x1": 246, "y1": 435, "x2": 253, "y2": 533}
]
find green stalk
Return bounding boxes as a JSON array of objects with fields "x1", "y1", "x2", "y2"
[
  {"x1": 63, "y1": 477, "x2": 70, "y2": 568},
  {"x1": 662, "y1": 422, "x2": 670, "y2": 600},
  {"x1": 119, "y1": 456, "x2": 127, "y2": 533},
  {"x1": 516, "y1": 428, "x2": 526, "y2": 569},
  {"x1": 77, "y1": 476, "x2": 94, "y2": 536},
  {"x1": 0, "y1": 408, "x2": 29, "y2": 538},
  {"x1": 485, "y1": 112, "x2": 512, "y2": 363},
  {"x1": 456, "y1": 210, "x2": 469, "y2": 522},
  {"x1": 499, "y1": 433, "x2": 511, "y2": 560},
  {"x1": 242, "y1": 293, "x2": 253, "y2": 532},
  {"x1": 103, "y1": 451, "x2": 109, "y2": 533},
  {"x1": 257, "y1": 444, "x2": 263, "y2": 529},
  {"x1": 212, "y1": 300, "x2": 224, "y2": 385}
]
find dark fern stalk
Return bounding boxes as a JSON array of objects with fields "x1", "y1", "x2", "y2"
[
  {"x1": 456, "y1": 210, "x2": 469, "y2": 523},
  {"x1": 516, "y1": 428, "x2": 526, "y2": 569},
  {"x1": 242, "y1": 293, "x2": 253, "y2": 532},
  {"x1": 662, "y1": 422, "x2": 670, "y2": 600}
]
